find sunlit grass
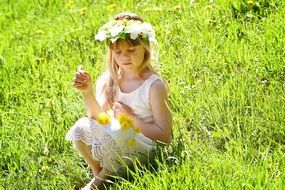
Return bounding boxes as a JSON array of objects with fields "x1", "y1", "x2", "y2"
[{"x1": 1, "y1": 0, "x2": 284, "y2": 189}]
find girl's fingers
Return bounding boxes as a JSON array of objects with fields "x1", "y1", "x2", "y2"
[
  {"x1": 72, "y1": 71, "x2": 93, "y2": 93},
  {"x1": 75, "y1": 72, "x2": 87, "y2": 80},
  {"x1": 78, "y1": 71, "x2": 90, "y2": 79},
  {"x1": 112, "y1": 103, "x2": 122, "y2": 118},
  {"x1": 113, "y1": 102, "x2": 133, "y2": 116},
  {"x1": 75, "y1": 71, "x2": 90, "y2": 78},
  {"x1": 112, "y1": 104, "x2": 120, "y2": 113},
  {"x1": 116, "y1": 102, "x2": 129, "y2": 111},
  {"x1": 73, "y1": 77, "x2": 87, "y2": 84},
  {"x1": 73, "y1": 72, "x2": 90, "y2": 83},
  {"x1": 113, "y1": 102, "x2": 121, "y2": 109},
  {"x1": 73, "y1": 82, "x2": 85, "y2": 87}
]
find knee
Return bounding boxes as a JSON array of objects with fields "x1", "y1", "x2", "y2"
[
  {"x1": 74, "y1": 117, "x2": 91, "y2": 130},
  {"x1": 74, "y1": 140, "x2": 90, "y2": 150},
  {"x1": 74, "y1": 140, "x2": 93, "y2": 157},
  {"x1": 71, "y1": 117, "x2": 92, "y2": 138}
]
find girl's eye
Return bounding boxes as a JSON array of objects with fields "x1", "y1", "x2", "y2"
[
  {"x1": 128, "y1": 48, "x2": 135, "y2": 52},
  {"x1": 114, "y1": 50, "x2": 121, "y2": 54}
]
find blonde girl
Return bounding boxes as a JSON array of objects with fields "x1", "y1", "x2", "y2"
[{"x1": 66, "y1": 12, "x2": 172, "y2": 189}]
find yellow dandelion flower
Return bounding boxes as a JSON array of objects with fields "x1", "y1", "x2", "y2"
[
  {"x1": 66, "y1": 0, "x2": 74, "y2": 9},
  {"x1": 80, "y1": 7, "x2": 87, "y2": 15},
  {"x1": 42, "y1": 165, "x2": 49, "y2": 171},
  {"x1": 204, "y1": 5, "x2": 212, "y2": 11},
  {"x1": 118, "y1": 114, "x2": 134, "y2": 130},
  {"x1": 134, "y1": 127, "x2": 141, "y2": 133},
  {"x1": 171, "y1": 5, "x2": 181, "y2": 11},
  {"x1": 110, "y1": 20, "x2": 117, "y2": 26},
  {"x1": 166, "y1": 31, "x2": 172, "y2": 36},
  {"x1": 97, "y1": 112, "x2": 111, "y2": 126},
  {"x1": 122, "y1": 19, "x2": 128, "y2": 26},
  {"x1": 118, "y1": 114, "x2": 130, "y2": 123},
  {"x1": 125, "y1": 118, "x2": 134, "y2": 128},
  {"x1": 247, "y1": 0, "x2": 254, "y2": 5},
  {"x1": 143, "y1": 7, "x2": 152, "y2": 12},
  {"x1": 118, "y1": 114, "x2": 127, "y2": 123},
  {"x1": 36, "y1": 30, "x2": 44, "y2": 35},
  {"x1": 35, "y1": 56, "x2": 46, "y2": 62},
  {"x1": 153, "y1": 7, "x2": 163, "y2": 12},
  {"x1": 120, "y1": 121, "x2": 129, "y2": 130},
  {"x1": 106, "y1": 4, "x2": 116, "y2": 10},
  {"x1": 144, "y1": 7, "x2": 163, "y2": 12},
  {"x1": 127, "y1": 139, "x2": 136, "y2": 147}
]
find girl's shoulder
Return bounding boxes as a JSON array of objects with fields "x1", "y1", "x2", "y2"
[
  {"x1": 149, "y1": 76, "x2": 167, "y2": 92},
  {"x1": 148, "y1": 77, "x2": 169, "y2": 108},
  {"x1": 142, "y1": 73, "x2": 167, "y2": 96},
  {"x1": 147, "y1": 73, "x2": 169, "y2": 97},
  {"x1": 147, "y1": 72, "x2": 165, "y2": 86},
  {"x1": 141, "y1": 70, "x2": 162, "y2": 82}
]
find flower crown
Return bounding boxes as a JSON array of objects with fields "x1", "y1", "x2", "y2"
[{"x1": 94, "y1": 19, "x2": 157, "y2": 44}]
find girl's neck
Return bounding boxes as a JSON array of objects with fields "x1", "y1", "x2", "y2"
[{"x1": 122, "y1": 68, "x2": 152, "y2": 80}]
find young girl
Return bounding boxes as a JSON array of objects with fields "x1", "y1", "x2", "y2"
[{"x1": 66, "y1": 12, "x2": 172, "y2": 189}]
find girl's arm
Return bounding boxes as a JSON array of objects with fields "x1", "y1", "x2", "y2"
[
  {"x1": 95, "y1": 74, "x2": 110, "y2": 112},
  {"x1": 73, "y1": 71, "x2": 103, "y2": 119},
  {"x1": 138, "y1": 80, "x2": 172, "y2": 144},
  {"x1": 114, "y1": 80, "x2": 173, "y2": 145}
]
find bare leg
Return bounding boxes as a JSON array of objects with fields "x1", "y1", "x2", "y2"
[
  {"x1": 74, "y1": 140, "x2": 101, "y2": 180},
  {"x1": 93, "y1": 168, "x2": 108, "y2": 187},
  {"x1": 81, "y1": 168, "x2": 108, "y2": 190}
]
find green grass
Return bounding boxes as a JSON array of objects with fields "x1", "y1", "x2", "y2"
[{"x1": 1, "y1": 0, "x2": 284, "y2": 189}]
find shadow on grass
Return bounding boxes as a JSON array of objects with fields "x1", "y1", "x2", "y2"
[{"x1": 97, "y1": 144, "x2": 181, "y2": 190}]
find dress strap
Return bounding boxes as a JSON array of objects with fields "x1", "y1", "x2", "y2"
[{"x1": 143, "y1": 74, "x2": 163, "y2": 102}]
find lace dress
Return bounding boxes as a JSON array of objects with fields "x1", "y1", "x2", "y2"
[{"x1": 66, "y1": 74, "x2": 162, "y2": 174}]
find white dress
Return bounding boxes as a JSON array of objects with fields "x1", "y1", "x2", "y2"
[{"x1": 66, "y1": 74, "x2": 162, "y2": 174}]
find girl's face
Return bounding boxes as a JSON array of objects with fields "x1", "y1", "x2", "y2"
[{"x1": 111, "y1": 40, "x2": 146, "y2": 73}]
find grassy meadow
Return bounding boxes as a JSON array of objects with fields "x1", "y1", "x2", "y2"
[{"x1": 1, "y1": 0, "x2": 285, "y2": 189}]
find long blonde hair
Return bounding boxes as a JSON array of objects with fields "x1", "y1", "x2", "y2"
[{"x1": 100, "y1": 13, "x2": 159, "y2": 108}]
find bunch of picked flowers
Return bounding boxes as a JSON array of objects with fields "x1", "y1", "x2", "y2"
[
  {"x1": 96, "y1": 112, "x2": 141, "y2": 147},
  {"x1": 118, "y1": 114, "x2": 141, "y2": 147}
]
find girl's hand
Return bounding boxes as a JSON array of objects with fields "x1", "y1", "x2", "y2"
[
  {"x1": 113, "y1": 102, "x2": 134, "y2": 119},
  {"x1": 72, "y1": 70, "x2": 93, "y2": 94}
]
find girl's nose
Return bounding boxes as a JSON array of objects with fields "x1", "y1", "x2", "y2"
[
  {"x1": 121, "y1": 50, "x2": 129, "y2": 56},
  {"x1": 121, "y1": 51, "x2": 130, "y2": 59}
]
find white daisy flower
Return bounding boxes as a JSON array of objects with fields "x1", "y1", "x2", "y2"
[
  {"x1": 95, "y1": 30, "x2": 107, "y2": 41},
  {"x1": 109, "y1": 25, "x2": 125, "y2": 37}
]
